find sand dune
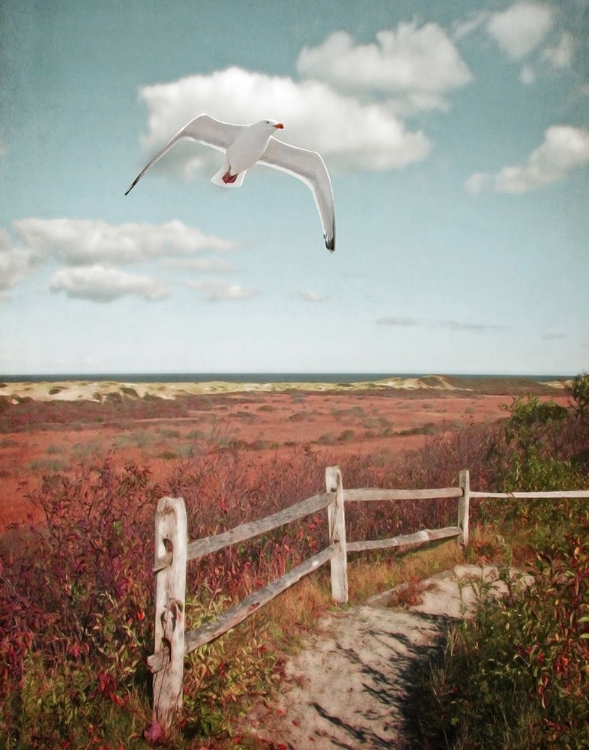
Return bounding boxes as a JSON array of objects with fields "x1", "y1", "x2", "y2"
[{"x1": 0, "y1": 374, "x2": 569, "y2": 403}]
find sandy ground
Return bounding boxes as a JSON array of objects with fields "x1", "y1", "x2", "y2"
[
  {"x1": 0, "y1": 374, "x2": 568, "y2": 402},
  {"x1": 244, "y1": 565, "x2": 533, "y2": 749},
  {"x1": 3, "y1": 376, "x2": 467, "y2": 401}
]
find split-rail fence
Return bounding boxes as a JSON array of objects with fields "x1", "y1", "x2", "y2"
[{"x1": 147, "y1": 466, "x2": 589, "y2": 731}]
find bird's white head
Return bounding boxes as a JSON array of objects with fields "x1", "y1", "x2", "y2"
[{"x1": 254, "y1": 119, "x2": 284, "y2": 131}]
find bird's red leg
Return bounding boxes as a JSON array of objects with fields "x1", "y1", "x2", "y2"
[{"x1": 222, "y1": 171, "x2": 238, "y2": 184}]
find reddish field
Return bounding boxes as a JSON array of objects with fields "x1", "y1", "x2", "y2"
[{"x1": 0, "y1": 384, "x2": 569, "y2": 530}]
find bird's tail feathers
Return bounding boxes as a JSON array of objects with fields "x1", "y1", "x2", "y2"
[{"x1": 211, "y1": 165, "x2": 247, "y2": 188}]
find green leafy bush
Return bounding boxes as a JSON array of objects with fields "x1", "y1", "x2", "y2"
[
  {"x1": 411, "y1": 386, "x2": 589, "y2": 749},
  {"x1": 419, "y1": 534, "x2": 589, "y2": 749}
]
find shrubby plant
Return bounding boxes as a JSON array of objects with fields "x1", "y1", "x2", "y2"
[
  {"x1": 412, "y1": 388, "x2": 589, "y2": 749},
  {"x1": 1, "y1": 438, "x2": 457, "y2": 746},
  {"x1": 418, "y1": 534, "x2": 589, "y2": 749},
  {"x1": 0, "y1": 460, "x2": 157, "y2": 747}
]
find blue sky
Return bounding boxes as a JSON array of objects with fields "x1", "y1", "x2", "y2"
[{"x1": 1, "y1": 0, "x2": 588, "y2": 376}]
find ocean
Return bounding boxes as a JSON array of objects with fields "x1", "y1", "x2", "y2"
[{"x1": 0, "y1": 372, "x2": 572, "y2": 384}]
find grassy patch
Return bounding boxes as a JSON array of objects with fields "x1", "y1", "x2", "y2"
[
  {"x1": 112, "y1": 430, "x2": 154, "y2": 450},
  {"x1": 26, "y1": 458, "x2": 69, "y2": 473},
  {"x1": 158, "y1": 450, "x2": 177, "y2": 460},
  {"x1": 120, "y1": 386, "x2": 140, "y2": 398}
]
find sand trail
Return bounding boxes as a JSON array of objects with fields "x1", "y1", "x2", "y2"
[{"x1": 245, "y1": 565, "x2": 532, "y2": 749}]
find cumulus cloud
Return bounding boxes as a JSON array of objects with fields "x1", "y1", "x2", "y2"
[
  {"x1": 137, "y1": 67, "x2": 430, "y2": 173},
  {"x1": 486, "y1": 2, "x2": 555, "y2": 60},
  {"x1": 466, "y1": 125, "x2": 589, "y2": 194},
  {"x1": 187, "y1": 279, "x2": 259, "y2": 302},
  {"x1": 14, "y1": 218, "x2": 236, "y2": 266},
  {"x1": 464, "y1": 172, "x2": 491, "y2": 195},
  {"x1": 0, "y1": 229, "x2": 38, "y2": 293},
  {"x1": 296, "y1": 24, "x2": 472, "y2": 111},
  {"x1": 2, "y1": 217, "x2": 246, "y2": 301},
  {"x1": 49, "y1": 265, "x2": 171, "y2": 303},
  {"x1": 298, "y1": 291, "x2": 330, "y2": 302}
]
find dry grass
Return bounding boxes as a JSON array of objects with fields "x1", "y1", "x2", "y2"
[{"x1": 347, "y1": 539, "x2": 466, "y2": 601}]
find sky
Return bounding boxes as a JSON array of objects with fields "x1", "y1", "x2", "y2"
[{"x1": 1, "y1": 0, "x2": 588, "y2": 377}]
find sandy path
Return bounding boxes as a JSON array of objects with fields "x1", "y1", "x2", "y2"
[{"x1": 245, "y1": 565, "x2": 532, "y2": 749}]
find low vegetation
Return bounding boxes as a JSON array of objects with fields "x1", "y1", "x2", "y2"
[
  {"x1": 410, "y1": 374, "x2": 589, "y2": 749},
  {"x1": 0, "y1": 375, "x2": 587, "y2": 748}
]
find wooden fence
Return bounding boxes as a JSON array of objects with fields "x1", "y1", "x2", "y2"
[{"x1": 146, "y1": 466, "x2": 589, "y2": 731}]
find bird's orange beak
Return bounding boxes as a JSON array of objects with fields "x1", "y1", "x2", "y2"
[{"x1": 274, "y1": 123, "x2": 284, "y2": 129}]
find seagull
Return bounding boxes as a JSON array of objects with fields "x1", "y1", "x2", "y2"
[{"x1": 125, "y1": 114, "x2": 335, "y2": 252}]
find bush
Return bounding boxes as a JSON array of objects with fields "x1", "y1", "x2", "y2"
[
  {"x1": 410, "y1": 389, "x2": 589, "y2": 749},
  {"x1": 418, "y1": 534, "x2": 589, "y2": 749},
  {"x1": 0, "y1": 460, "x2": 158, "y2": 746},
  {"x1": 2, "y1": 442, "x2": 457, "y2": 745}
]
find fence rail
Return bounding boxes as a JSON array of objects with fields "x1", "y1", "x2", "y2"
[
  {"x1": 470, "y1": 490, "x2": 589, "y2": 499},
  {"x1": 147, "y1": 467, "x2": 589, "y2": 733}
]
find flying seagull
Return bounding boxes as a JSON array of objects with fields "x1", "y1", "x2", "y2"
[{"x1": 125, "y1": 114, "x2": 335, "y2": 252}]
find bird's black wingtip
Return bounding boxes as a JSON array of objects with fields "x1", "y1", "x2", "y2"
[{"x1": 325, "y1": 236, "x2": 335, "y2": 253}]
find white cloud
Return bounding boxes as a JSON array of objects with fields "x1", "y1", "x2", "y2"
[
  {"x1": 486, "y1": 2, "x2": 555, "y2": 60},
  {"x1": 298, "y1": 291, "x2": 330, "y2": 302},
  {"x1": 2, "y1": 217, "x2": 246, "y2": 301},
  {"x1": 467, "y1": 126, "x2": 589, "y2": 194},
  {"x1": 464, "y1": 172, "x2": 491, "y2": 195},
  {"x1": 137, "y1": 67, "x2": 430, "y2": 173},
  {"x1": 0, "y1": 229, "x2": 41, "y2": 293},
  {"x1": 542, "y1": 32, "x2": 574, "y2": 69},
  {"x1": 296, "y1": 24, "x2": 472, "y2": 110},
  {"x1": 50, "y1": 265, "x2": 171, "y2": 302},
  {"x1": 187, "y1": 279, "x2": 259, "y2": 302},
  {"x1": 14, "y1": 218, "x2": 236, "y2": 266}
]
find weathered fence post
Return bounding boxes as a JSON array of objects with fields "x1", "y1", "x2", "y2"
[
  {"x1": 326, "y1": 466, "x2": 348, "y2": 603},
  {"x1": 457, "y1": 469, "x2": 470, "y2": 547},
  {"x1": 150, "y1": 497, "x2": 187, "y2": 733}
]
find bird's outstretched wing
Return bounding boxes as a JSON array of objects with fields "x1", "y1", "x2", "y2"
[
  {"x1": 259, "y1": 138, "x2": 335, "y2": 252},
  {"x1": 125, "y1": 114, "x2": 243, "y2": 195}
]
